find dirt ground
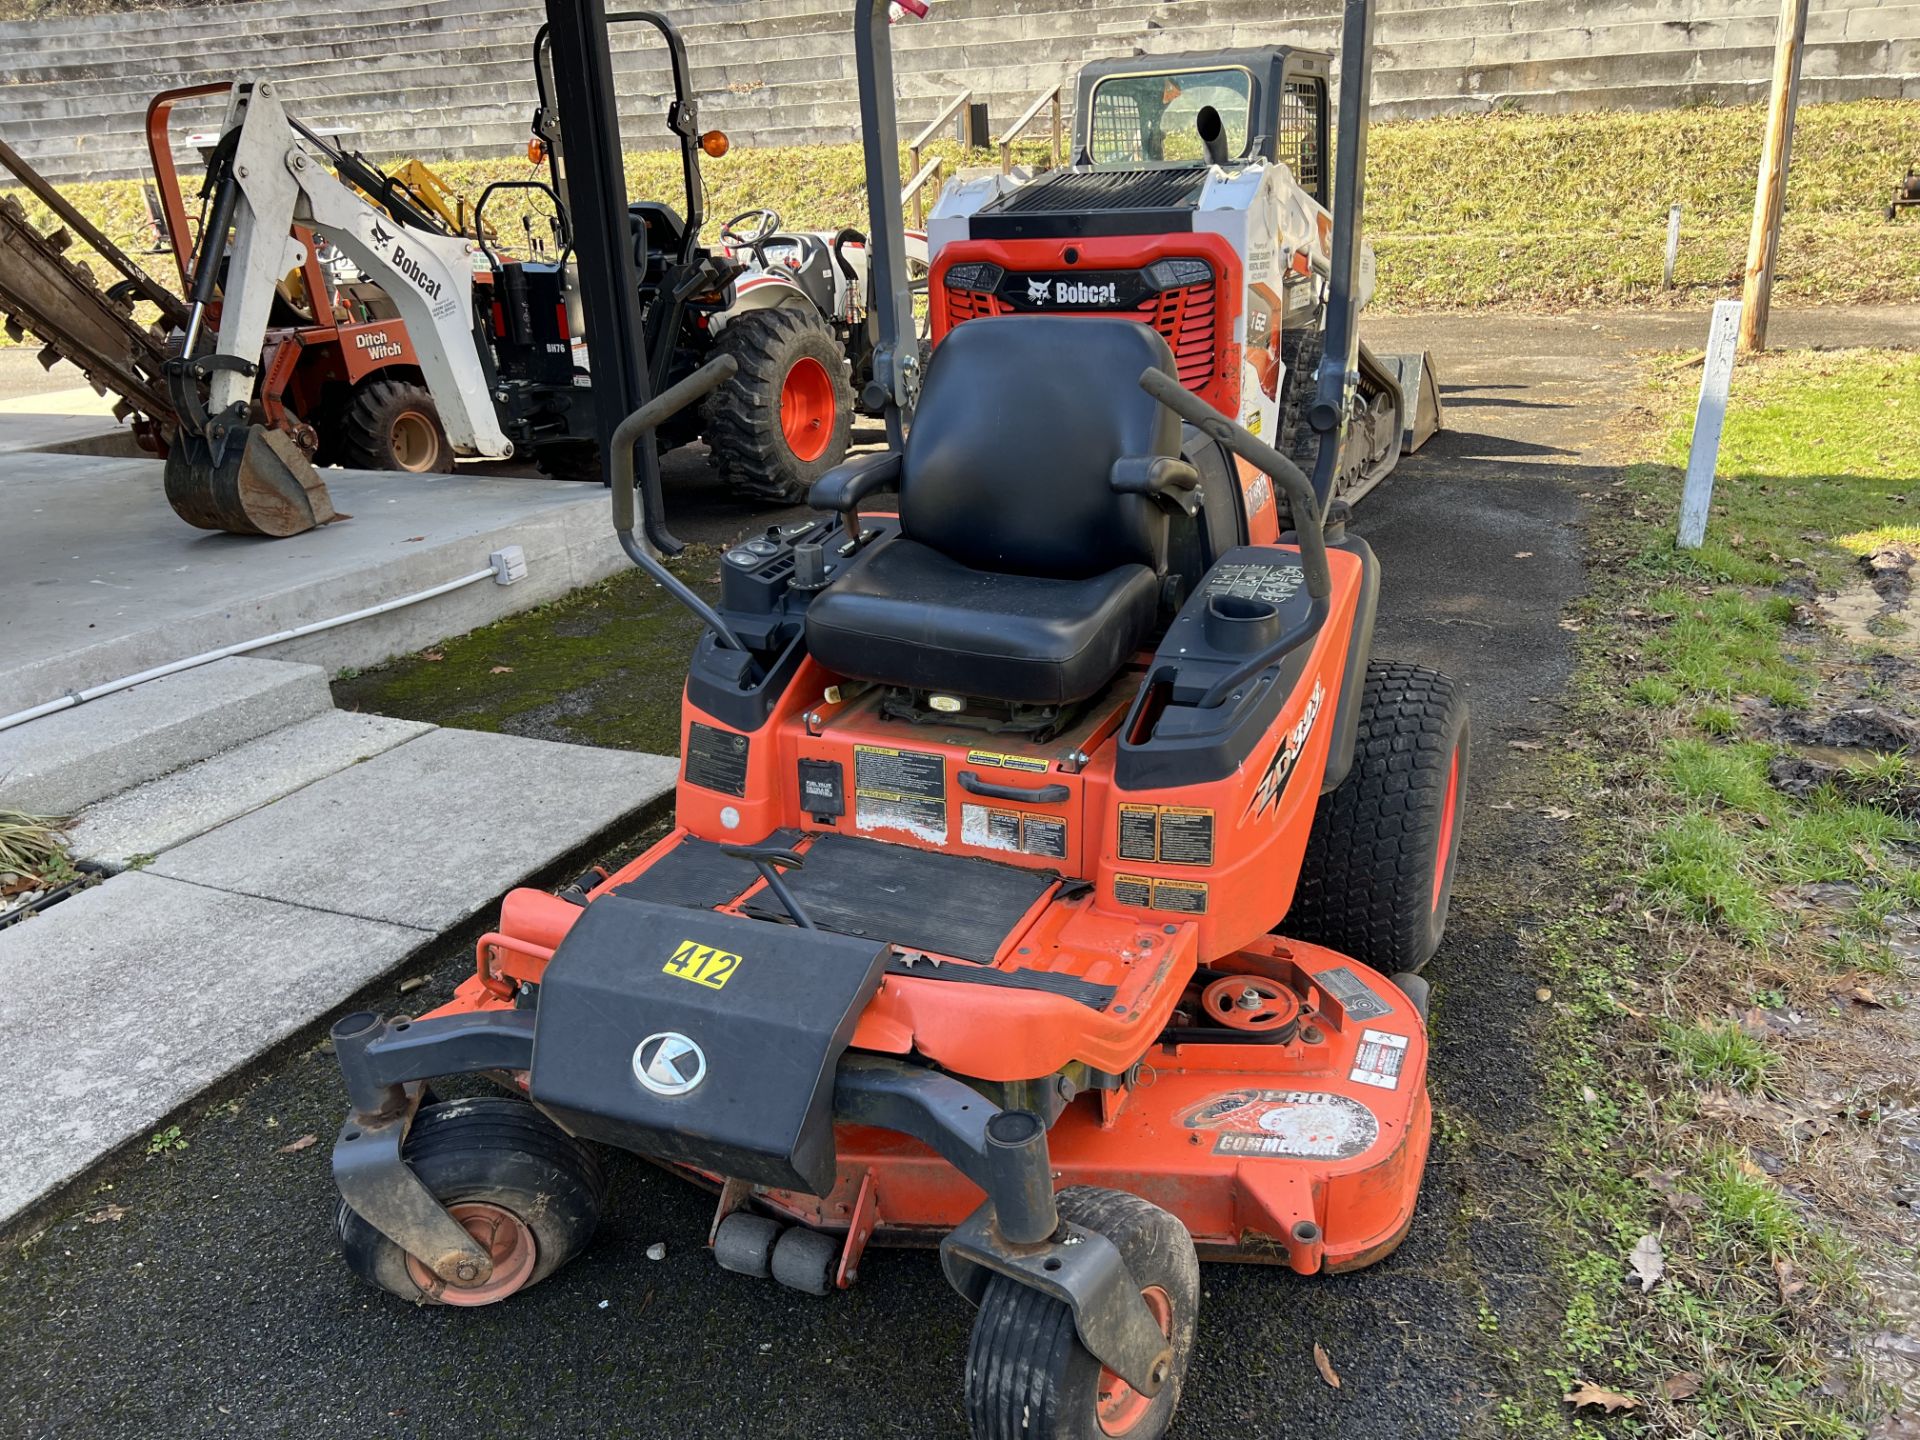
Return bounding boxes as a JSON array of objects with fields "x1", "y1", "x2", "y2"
[{"x1": 1, "y1": 306, "x2": 1911, "y2": 1439}]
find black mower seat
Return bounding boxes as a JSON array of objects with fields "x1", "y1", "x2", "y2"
[
  {"x1": 805, "y1": 537, "x2": 1159, "y2": 705},
  {"x1": 804, "y1": 315, "x2": 1182, "y2": 706}
]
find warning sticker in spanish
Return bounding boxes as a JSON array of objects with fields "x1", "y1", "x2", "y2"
[
  {"x1": 854, "y1": 744, "x2": 947, "y2": 841},
  {"x1": 1349, "y1": 1029, "x2": 1409, "y2": 1090},
  {"x1": 1112, "y1": 873, "x2": 1208, "y2": 915},
  {"x1": 1114, "y1": 804, "x2": 1214, "y2": 865},
  {"x1": 965, "y1": 748, "x2": 1049, "y2": 775},
  {"x1": 685, "y1": 722, "x2": 749, "y2": 797},
  {"x1": 1175, "y1": 1089, "x2": 1379, "y2": 1160},
  {"x1": 1316, "y1": 965, "x2": 1392, "y2": 1022},
  {"x1": 961, "y1": 805, "x2": 1069, "y2": 859}
]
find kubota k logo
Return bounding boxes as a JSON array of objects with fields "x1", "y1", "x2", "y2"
[{"x1": 663, "y1": 938, "x2": 743, "y2": 990}]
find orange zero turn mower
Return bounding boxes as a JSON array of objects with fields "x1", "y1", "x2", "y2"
[{"x1": 324, "y1": 3, "x2": 1465, "y2": 1436}]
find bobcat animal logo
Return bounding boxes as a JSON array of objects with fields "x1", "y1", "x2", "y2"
[
  {"x1": 370, "y1": 221, "x2": 392, "y2": 249},
  {"x1": 1026, "y1": 277, "x2": 1052, "y2": 304}
]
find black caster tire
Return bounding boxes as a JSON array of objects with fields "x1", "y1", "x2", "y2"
[
  {"x1": 335, "y1": 1097, "x2": 606, "y2": 1307},
  {"x1": 964, "y1": 1187, "x2": 1199, "y2": 1440},
  {"x1": 713, "y1": 1212, "x2": 783, "y2": 1278},
  {"x1": 769, "y1": 1225, "x2": 839, "y2": 1295},
  {"x1": 1284, "y1": 661, "x2": 1470, "y2": 974}
]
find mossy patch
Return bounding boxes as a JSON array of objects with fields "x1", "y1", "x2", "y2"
[{"x1": 331, "y1": 552, "x2": 724, "y2": 755}]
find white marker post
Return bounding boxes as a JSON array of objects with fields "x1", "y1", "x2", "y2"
[
  {"x1": 1677, "y1": 299, "x2": 1743, "y2": 550},
  {"x1": 1663, "y1": 204, "x2": 1682, "y2": 289}
]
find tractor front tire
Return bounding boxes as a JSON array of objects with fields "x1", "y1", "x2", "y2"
[
  {"x1": 964, "y1": 1188, "x2": 1199, "y2": 1440},
  {"x1": 1285, "y1": 661, "x2": 1470, "y2": 974},
  {"x1": 702, "y1": 307, "x2": 853, "y2": 504},
  {"x1": 336, "y1": 1097, "x2": 606, "y2": 1307},
  {"x1": 342, "y1": 377, "x2": 450, "y2": 474}
]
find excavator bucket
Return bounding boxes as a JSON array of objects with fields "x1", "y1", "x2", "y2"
[{"x1": 163, "y1": 423, "x2": 344, "y2": 537}]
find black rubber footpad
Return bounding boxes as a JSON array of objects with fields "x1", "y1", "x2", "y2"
[{"x1": 611, "y1": 829, "x2": 803, "y2": 911}]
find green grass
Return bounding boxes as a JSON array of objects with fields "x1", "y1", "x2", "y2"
[
  {"x1": 1505, "y1": 347, "x2": 1920, "y2": 1434},
  {"x1": 0, "y1": 810, "x2": 75, "y2": 889},
  {"x1": 6, "y1": 98, "x2": 1920, "y2": 346}
]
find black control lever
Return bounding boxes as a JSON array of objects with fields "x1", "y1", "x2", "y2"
[
  {"x1": 610, "y1": 356, "x2": 747, "y2": 649},
  {"x1": 722, "y1": 845, "x2": 815, "y2": 930}
]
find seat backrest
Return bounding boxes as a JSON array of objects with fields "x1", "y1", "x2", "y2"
[{"x1": 900, "y1": 316, "x2": 1181, "y2": 580}]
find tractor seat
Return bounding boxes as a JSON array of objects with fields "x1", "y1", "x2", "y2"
[{"x1": 804, "y1": 316, "x2": 1182, "y2": 707}]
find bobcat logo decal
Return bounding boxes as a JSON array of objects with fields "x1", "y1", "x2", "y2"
[{"x1": 1026, "y1": 277, "x2": 1053, "y2": 304}]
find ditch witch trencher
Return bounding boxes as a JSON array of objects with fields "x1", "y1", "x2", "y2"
[{"x1": 324, "y1": 3, "x2": 1469, "y2": 1434}]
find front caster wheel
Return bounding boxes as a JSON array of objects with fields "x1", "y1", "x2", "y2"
[
  {"x1": 335, "y1": 1097, "x2": 606, "y2": 1306},
  {"x1": 964, "y1": 1187, "x2": 1199, "y2": 1440}
]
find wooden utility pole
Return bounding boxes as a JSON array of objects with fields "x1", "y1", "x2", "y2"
[{"x1": 1739, "y1": 0, "x2": 1810, "y2": 352}]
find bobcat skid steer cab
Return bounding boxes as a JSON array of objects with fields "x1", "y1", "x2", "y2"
[
  {"x1": 162, "y1": 79, "x2": 511, "y2": 536},
  {"x1": 320, "y1": 4, "x2": 1467, "y2": 1438},
  {"x1": 927, "y1": 46, "x2": 1442, "y2": 514}
]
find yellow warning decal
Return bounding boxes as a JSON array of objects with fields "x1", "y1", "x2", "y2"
[
  {"x1": 663, "y1": 938, "x2": 743, "y2": 990},
  {"x1": 1115, "y1": 804, "x2": 1215, "y2": 865},
  {"x1": 965, "y1": 748, "x2": 1050, "y2": 775},
  {"x1": 1150, "y1": 878, "x2": 1209, "y2": 914}
]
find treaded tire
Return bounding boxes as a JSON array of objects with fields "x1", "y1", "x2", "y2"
[
  {"x1": 532, "y1": 441, "x2": 602, "y2": 484},
  {"x1": 1286, "y1": 661, "x2": 1470, "y2": 974},
  {"x1": 1278, "y1": 324, "x2": 1323, "y2": 475},
  {"x1": 341, "y1": 377, "x2": 450, "y2": 473},
  {"x1": 336, "y1": 1097, "x2": 606, "y2": 1306},
  {"x1": 702, "y1": 307, "x2": 853, "y2": 503},
  {"x1": 964, "y1": 1187, "x2": 1199, "y2": 1440}
]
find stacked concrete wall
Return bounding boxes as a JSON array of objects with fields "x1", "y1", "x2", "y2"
[{"x1": 2, "y1": 0, "x2": 1916, "y2": 183}]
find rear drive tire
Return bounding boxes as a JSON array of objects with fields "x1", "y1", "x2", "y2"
[
  {"x1": 335, "y1": 1097, "x2": 606, "y2": 1306},
  {"x1": 702, "y1": 307, "x2": 853, "y2": 504},
  {"x1": 1285, "y1": 661, "x2": 1470, "y2": 974},
  {"x1": 342, "y1": 377, "x2": 450, "y2": 474},
  {"x1": 964, "y1": 1187, "x2": 1198, "y2": 1440}
]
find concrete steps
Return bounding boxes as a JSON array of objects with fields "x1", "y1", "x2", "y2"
[
  {"x1": 0, "y1": 710, "x2": 678, "y2": 1230},
  {"x1": 0, "y1": 657, "x2": 334, "y2": 817},
  {"x1": 4, "y1": 0, "x2": 1919, "y2": 181}
]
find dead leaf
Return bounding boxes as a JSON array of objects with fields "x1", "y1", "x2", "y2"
[
  {"x1": 1312, "y1": 1342, "x2": 1341, "y2": 1389},
  {"x1": 421, "y1": 650, "x2": 445, "y2": 662},
  {"x1": 1601, "y1": 892, "x2": 1629, "y2": 914},
  {"x1": 1580, "y1": 1085, "x2": 1600, "y2": 1107},
  {"x1": 1775, "y1": 1256, "x2": 1806, "y2": 1303},
  {"x1": 1514, "y1": 551, "x2": 1534, "y2": 559},
  {"x1": 277, "y1": 1133, "x2": 318, "y2": 1155},
  {"x1": 405, "y1": 535, "x2": 425, "y2": 543},
  {"x1": 1628, "y1": 1232, "x2": 1665, "y2": 1292},
  {"x1": 1849, "y1": 986, "x2": 1886, "y2": 1008},
  {"x1": 1565, "y1": 1381, "x2": 1639, "y2": 1414},
  {"x1": 1507, "y1": 739, "x2": 1546, "y2": 752},
  {"x1": 1558, "y1": 618, "x2": 1584, "y2": 632},
  {"x1": 1540, "y1": 806, "x2": 1574, "y2": 821},
  {"x1": 1659, "y1": 1372, "x2": 1703, "y2": 1401},
  {"x1": 83, "y1": 1203, "x2": 128, "y2": 1224},
  {"x1": 490, "y1": 665, "x2": 515, "y2": 674}
]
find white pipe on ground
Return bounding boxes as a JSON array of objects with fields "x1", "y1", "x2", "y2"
[{"x1": 0, "y1": 547, "x2": 527, "y2": 734}]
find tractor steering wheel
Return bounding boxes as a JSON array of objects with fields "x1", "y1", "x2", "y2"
[{"x1": 720, "y1": 208, "x2": 782, "y2": 255}]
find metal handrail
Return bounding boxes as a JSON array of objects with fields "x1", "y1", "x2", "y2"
[
  {"x1": 907, "y1": 87, "x2": 971, "y2": 227},
  {"x1": 901, "y1": 154, "x2": 946, "y2": 227},
  {"x1": 998, "y1": 81, "x2": 1064, "y2": 175}
]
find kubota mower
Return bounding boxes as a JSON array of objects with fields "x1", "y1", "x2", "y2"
[{"x1": 323, "y1": 3, "x2": 1467, "y2": 1436}]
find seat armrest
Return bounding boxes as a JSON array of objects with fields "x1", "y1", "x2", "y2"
[
  {"x1": 810, "y1": 451, "x2": 902, "y2": 513},
  {"x1": 1110, "y1": 455, "x2": 1201, "y2": 515}
]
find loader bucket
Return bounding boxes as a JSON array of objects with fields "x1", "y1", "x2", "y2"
[
  {"x1": 163, "y1": 424, "x2": 344, "y2": 537},
  {"x1": 1380, "y1": 350, "x2": 1445, "y2": 454}
]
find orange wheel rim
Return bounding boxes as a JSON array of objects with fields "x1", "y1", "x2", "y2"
[
  {"x1": 1431, "y1": 747, "x2": 1461, "y2": 911},
  {"x1": 403, "y1": 1202, "x2": 537, "y2": 1306},
  {"x1": 390, "y1": 410, "x2": 438, "y2": 472},
  {"x1": 1096, "y1": 1285, "x2": 1173, "y2": 1435},
  {"x1": 779, "y1": 356, "x2": 835, "y2": 463}
]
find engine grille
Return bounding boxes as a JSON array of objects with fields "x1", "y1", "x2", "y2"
[
  {"x1": 943, "y1": 278, "x2": 1218, "y2": 392},
  {"x1": 983, "y1": 168, "x2": 1208, "y2": 215}
]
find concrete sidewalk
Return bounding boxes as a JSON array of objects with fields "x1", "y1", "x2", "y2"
[
  {"x1": 0, "y1": 453, "x2": 628, "y2": 715},
  {"x1": 0, "y1": 703, "x2": 675, "y2": 1227}
]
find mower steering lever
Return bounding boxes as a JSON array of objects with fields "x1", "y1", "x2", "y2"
[{"x1": 1137, "y1": 367, "x2": 1332, "y2": 602}]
